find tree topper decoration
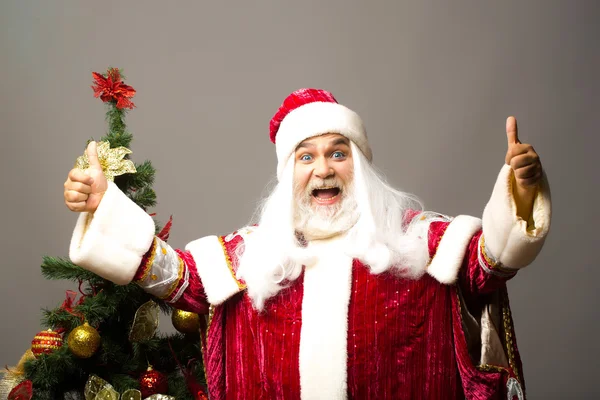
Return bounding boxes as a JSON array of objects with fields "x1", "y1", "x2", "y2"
[{"x1": 91, "y1": 68, "x2": 136, "y2": 109}]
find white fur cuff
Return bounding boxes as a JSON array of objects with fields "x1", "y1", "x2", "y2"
[
  {"x1": 427, "y1": 215, "x2": 482, "y2": 284},
  {"x1": 185, "y1": 236, "x2": 243, "y2": 305},
  {"x1": 481, "y1": 164, "x2": 552, "y2": 269},
  {"x1": 69, "y1": 182, "x2": 155, "y2": 285}
]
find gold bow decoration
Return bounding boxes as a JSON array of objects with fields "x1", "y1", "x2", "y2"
[
  {"x1": 0, "y1": 349, "x2": 36, "y2": 398},
  {"x1": 75, "y1": 141, "x2": 137, "y2": 182},
  {"x1": 84, "y1": 375, "x2": 175, "y2": 400}
]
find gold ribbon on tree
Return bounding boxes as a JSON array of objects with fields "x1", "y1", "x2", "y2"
[
  {"x1": 128, "y1": 300, "x2": 160, "y2": 343},
  {"x1": 0, "y1": 349, "x2": 36, "y2": 398},
  {"x1": 84, "y1": 375, "x2": 175, "y2": 400}
]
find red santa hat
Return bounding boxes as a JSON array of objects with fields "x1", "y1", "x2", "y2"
[{"x1": 270, "y1": 88, "x2": 372, "y2": 179}]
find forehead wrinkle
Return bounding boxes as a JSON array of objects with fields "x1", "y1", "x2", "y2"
[{"x1": 296, "y1": 133, "x2": 349, "y2": 152}]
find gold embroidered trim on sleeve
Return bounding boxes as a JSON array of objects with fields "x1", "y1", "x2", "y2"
[
  {"x1": 218, "y1": 236, "x2": 246, "y2": 290},
  {"x1": 480, "y1": 236, "x2": 517, "y2": 275},
  {"x1": 135, "y1": 238, "x2": 157, "y2": 283}
]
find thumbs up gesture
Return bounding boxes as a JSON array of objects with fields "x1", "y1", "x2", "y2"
[
  {"x1": 505, "y1": 116, "x2": 542, "y2": 189},
  {"x1": 64, "y1": 141, "x2": 108, "y2": 212}
]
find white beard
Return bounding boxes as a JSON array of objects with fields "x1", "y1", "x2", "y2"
[
  {"x1": 293, "y1": 178, "x2": 359, "y2": 241},
  {"x1": 237, "y1": 144, "x2": 430, "y2": 311}
]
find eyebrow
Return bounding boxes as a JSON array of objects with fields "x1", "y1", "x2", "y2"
[
  {"x1": 296, "y1": 136, "x2": 351, "y2": 150},
  {"x1": 296, "y1": 141, "x2": 315, "y2": 150},
  {"x1": 330, "y1": 137, "x2": 350, "y2": 147}
]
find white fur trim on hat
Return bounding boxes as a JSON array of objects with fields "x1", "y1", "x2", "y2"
[{"x1": 275, "y1": 101, "x2": 371, "y2": 180}]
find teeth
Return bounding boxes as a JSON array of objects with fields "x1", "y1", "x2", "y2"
[
  {"x1": 312, "y1": 192, "x2": 340, "y2": 201},
  {"x1": 314, "y1": 186, "x2": 337, "y2": 190}
]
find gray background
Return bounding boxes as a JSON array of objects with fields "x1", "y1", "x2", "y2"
[{"x1": 1, "y1": 1, "x2": 598, "y2": 398}]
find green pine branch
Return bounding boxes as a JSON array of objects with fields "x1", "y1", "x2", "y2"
[
  {"x1": 115, "y1": 160, "x2": 155, "y2": 189},
  {"x1": 41, "y1": 257, "x2": 106, "y2": 284},
  {"x1": 127, "y1": 186, "x2": 157, "y2": 210}
]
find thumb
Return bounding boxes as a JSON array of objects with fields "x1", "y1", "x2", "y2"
[
  {"x1": 86, "y1": 141, "x2": 102, "y2": 170},
  {"x1": 506, "y1": 116, "x2": 520, "y2": 146}
]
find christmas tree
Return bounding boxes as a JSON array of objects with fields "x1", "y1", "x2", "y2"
[{"x1": 0, "y1": 68, "x2": 207, "y2": 400}]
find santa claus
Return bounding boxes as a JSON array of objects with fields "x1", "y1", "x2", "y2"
[{"x1": 64, "y1": 88, "x2": 551, "y2": 399}]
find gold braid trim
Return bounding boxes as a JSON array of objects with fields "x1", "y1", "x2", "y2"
[
  {"x1": 159, "y1": 257, "x2": 185, "y2": 300},
  {"x1": 198, "y1": 237, "x2": 246, "y2": 393},
  {"x1": 217, "y1": 236, "x2": 246, "y2": 290},
  {"x1": 502, "y1": 292, "x2": 519, "y2": 380},
  {"x1": 476, "y1": 364, "x2": 510, "y2": 374},
  {"x1": 200, "y1": 305, "x2": 215, "y2": 387},
  {"x1": 134, "y1": 238, "x2": 157, "y2": 283},
  {"x1": 480, "y1": 236, "x2": 517, "y2": 275}
]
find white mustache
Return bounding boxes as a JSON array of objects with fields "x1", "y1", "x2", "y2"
[{"x1": 306, "y1": 178, "x2": 342, "y2": 193}]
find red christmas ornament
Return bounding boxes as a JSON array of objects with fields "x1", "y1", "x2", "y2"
[
  {"x1": 196, "y1": 389, "x2": 209, "y2": 400},
  {"x1": 139, "y1": 366, "x2": 168, "y2": 398},
  {"x1": 8, "y1": 380, "x2": 33, "y2": 400},
  {"x1": 91, "y1": 68, "x2": 136, "y2": 109},
  {"x1": 31, "y1": 329, "x2": 63, "y2": 357}
]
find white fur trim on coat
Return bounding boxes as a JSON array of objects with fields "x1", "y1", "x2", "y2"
[
  {"x1": 427, "y1": 215, "x2": 483, "y2": 284},
  {"x1": 276, "y1": 101, "x2": 371, "y2": 180},
  {"x1": 299, "y1": 238, "x2": 353, "y2": 400},
  {"x1": 69, "y1": 181, "x2": 155, "y2": 285},
  {"x1": 185, "y1": 235, "x2": 243, "y2": 305},
  {"x1": 482, "y1": 164, "x2": 551, "y2": 269}
]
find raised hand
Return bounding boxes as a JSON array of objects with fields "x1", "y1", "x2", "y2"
[
  {"x1": 505, "y1": 116, "x2": 542, "y2": 189},
  {"x1": 64, "y1": 141, "x2": 108, "y2": 212}
]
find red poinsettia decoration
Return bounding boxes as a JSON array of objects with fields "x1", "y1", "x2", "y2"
[{"x1": 91, "y1": 68, "x2": 136, "y2": 109}]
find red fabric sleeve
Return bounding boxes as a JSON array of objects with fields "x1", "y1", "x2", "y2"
[
  {"x1": 427, "y1": 220, "x2": 517, "y2": 299},
  {"x1": 169, "y1": 249, "x2": 210, "y2": 315},
  {"x1": 458, "y1": 231, "x2": 517, "y2": 299}
]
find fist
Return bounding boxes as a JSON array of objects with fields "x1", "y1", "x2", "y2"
[
  {"x1": 505, "y1": 116, "x2": 542, "y2": 189},
  {"x1": 64, "y1": 141, "x2": 108, "y2": 212}
]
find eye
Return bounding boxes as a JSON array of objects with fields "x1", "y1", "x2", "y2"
[
  {"x1": 332, "y1": 151, "x2": 345, "y2": 159},
  {"x1": 300, "y1": 154, "x2": 312, "y2": 162}
]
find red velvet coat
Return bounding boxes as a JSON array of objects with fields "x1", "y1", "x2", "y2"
[{"x1": 138, "y1": 218, "x2": 526, "y2": 400}]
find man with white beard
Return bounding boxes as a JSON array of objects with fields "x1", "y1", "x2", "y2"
[{"x1": 64, "y1": 88, "x2": 551, "y2": 399}]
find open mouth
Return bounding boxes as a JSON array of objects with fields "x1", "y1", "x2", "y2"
[{"x1": 311, "y1": 186, "x2": 341, "y2": 201}]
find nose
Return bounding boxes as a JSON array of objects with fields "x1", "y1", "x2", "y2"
[{"x1": 313, "y1": 157, "x2": 334, "y2": 179}]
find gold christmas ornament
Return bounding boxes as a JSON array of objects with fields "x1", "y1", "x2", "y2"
[
  {"x1": 171, "y1": 309, "x2": 201, "y2": 334},
  {"x1": 68, "y1": 322, "x2": 101, "y2": 358},
  {"x1": 129, "y1": 300, "x2": 160, "y2": 343},
  {"x1": 74, "y1": 141, "x2": 137, "y2": 182}
]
